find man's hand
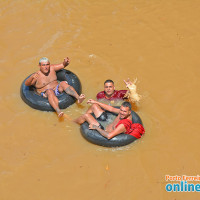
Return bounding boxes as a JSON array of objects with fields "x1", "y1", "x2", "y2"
[
  {"x1": 31, "y1": 72, "x2": 39, "y2": 84},
  {"x1": 124, "y1": 78, "x2": 133, "y2": 88},
  {"x1": 63, "y1": 57, "x2": 70, "y2": 67},
  {"x1": 89, "y1": 124, "x2": 98, "y2": 130},
  {"x1": 87, "y1": 99, "x2": 97, "y2": 104},
  {"x1": 25, "y1": 72, "x2": 39, "y2": 86},
  {"x1": 32, "y1": 72, "x2": 39, "y2": 80}
]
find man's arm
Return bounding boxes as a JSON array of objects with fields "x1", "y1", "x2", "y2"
[
  {"x1": 51, "y1": 57, "x2": 70, "y2": 71},
  {"x1": 87, "y1": 99, "x2": 119, "y2": 114},
  {"x1": 25, "y1": 72, "x2": 39, "y2": 86},
  {"x1": 89, "y1": 124, "x2": 126, "y2": 139}
]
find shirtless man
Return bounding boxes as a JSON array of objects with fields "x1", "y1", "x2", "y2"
[
  {"x1": 25, "y1": 57, "x2": 85, "y2": 118},
  {"x1": 74, "y1": 99, "x2": 145, "y2": 139}
]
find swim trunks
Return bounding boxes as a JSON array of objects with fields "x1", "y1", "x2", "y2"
[
  {"x1": 97, "y1": 112, "x2": 108, "y2": 121},
  {"x1": 115, "y1": 118, "x2": 145, "y2": 138},
  {"x1": 40, "y1": 81, "x2": 68, "y2": 97},
  {"x1": 54, "y1": 84, "x2": 61, "y2": 96},
  {"x1": 98, "y1": 123, "x2": 104, "y2": 130},
  {"x1": 40, "y1": 84, "x2": 61, "y2": 97}
]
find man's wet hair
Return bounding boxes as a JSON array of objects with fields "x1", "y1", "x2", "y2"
[
  {"x1": 39, "y1": 57, "x2": 50, "y2": 65},
  {"x1": 104, "y1": 79, "x2": 114, "y2": 85},
  {"x1": 121, "y1": 101, "x2": 132, "y2": 110}
]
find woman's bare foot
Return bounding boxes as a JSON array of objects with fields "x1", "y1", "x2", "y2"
[{"x1": 78, "y1": 94, "x2": 85, "y2": 104}]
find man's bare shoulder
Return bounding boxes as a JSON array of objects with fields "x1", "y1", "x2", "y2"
[
  {"x1": 49, "y1": 64, "x2": 60, "y2": 71},
  {"x1": 50, "y1": 64, "x2": 55, "y2": 69}
]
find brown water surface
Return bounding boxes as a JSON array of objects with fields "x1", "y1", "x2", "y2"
[{"x1": 0, "y1": 1, "x2": 200, "y2": 199}]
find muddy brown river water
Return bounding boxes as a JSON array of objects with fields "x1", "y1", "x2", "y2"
[{"x1": 0, "y1": 1, "x2": 200, "y2": 199}]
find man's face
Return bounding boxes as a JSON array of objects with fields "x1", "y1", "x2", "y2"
[
  {"x1": 39, "y1": 61, "x2": 50, "y2": 74},
  {"x1": 119, "y1": 106, "x2": 131, "y2": 119},
  {"x1": 104, "y1": 82, "x2": 115, "y2": 97}
]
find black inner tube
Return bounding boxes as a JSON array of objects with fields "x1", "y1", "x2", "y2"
[
  {"x1": 80, "y1": 107, "x2": 143, "y2": 147},
  {"x1": 20, "y1": 69, "x2": 82, "y2": 111}
]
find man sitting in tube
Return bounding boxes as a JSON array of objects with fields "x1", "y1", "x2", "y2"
[
  {"x1": 74, "y1": 99, "x2": 145, "y2": 140},
  {"x1": 25, "y1": 57, "x2": 85, "y2": 118}
]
